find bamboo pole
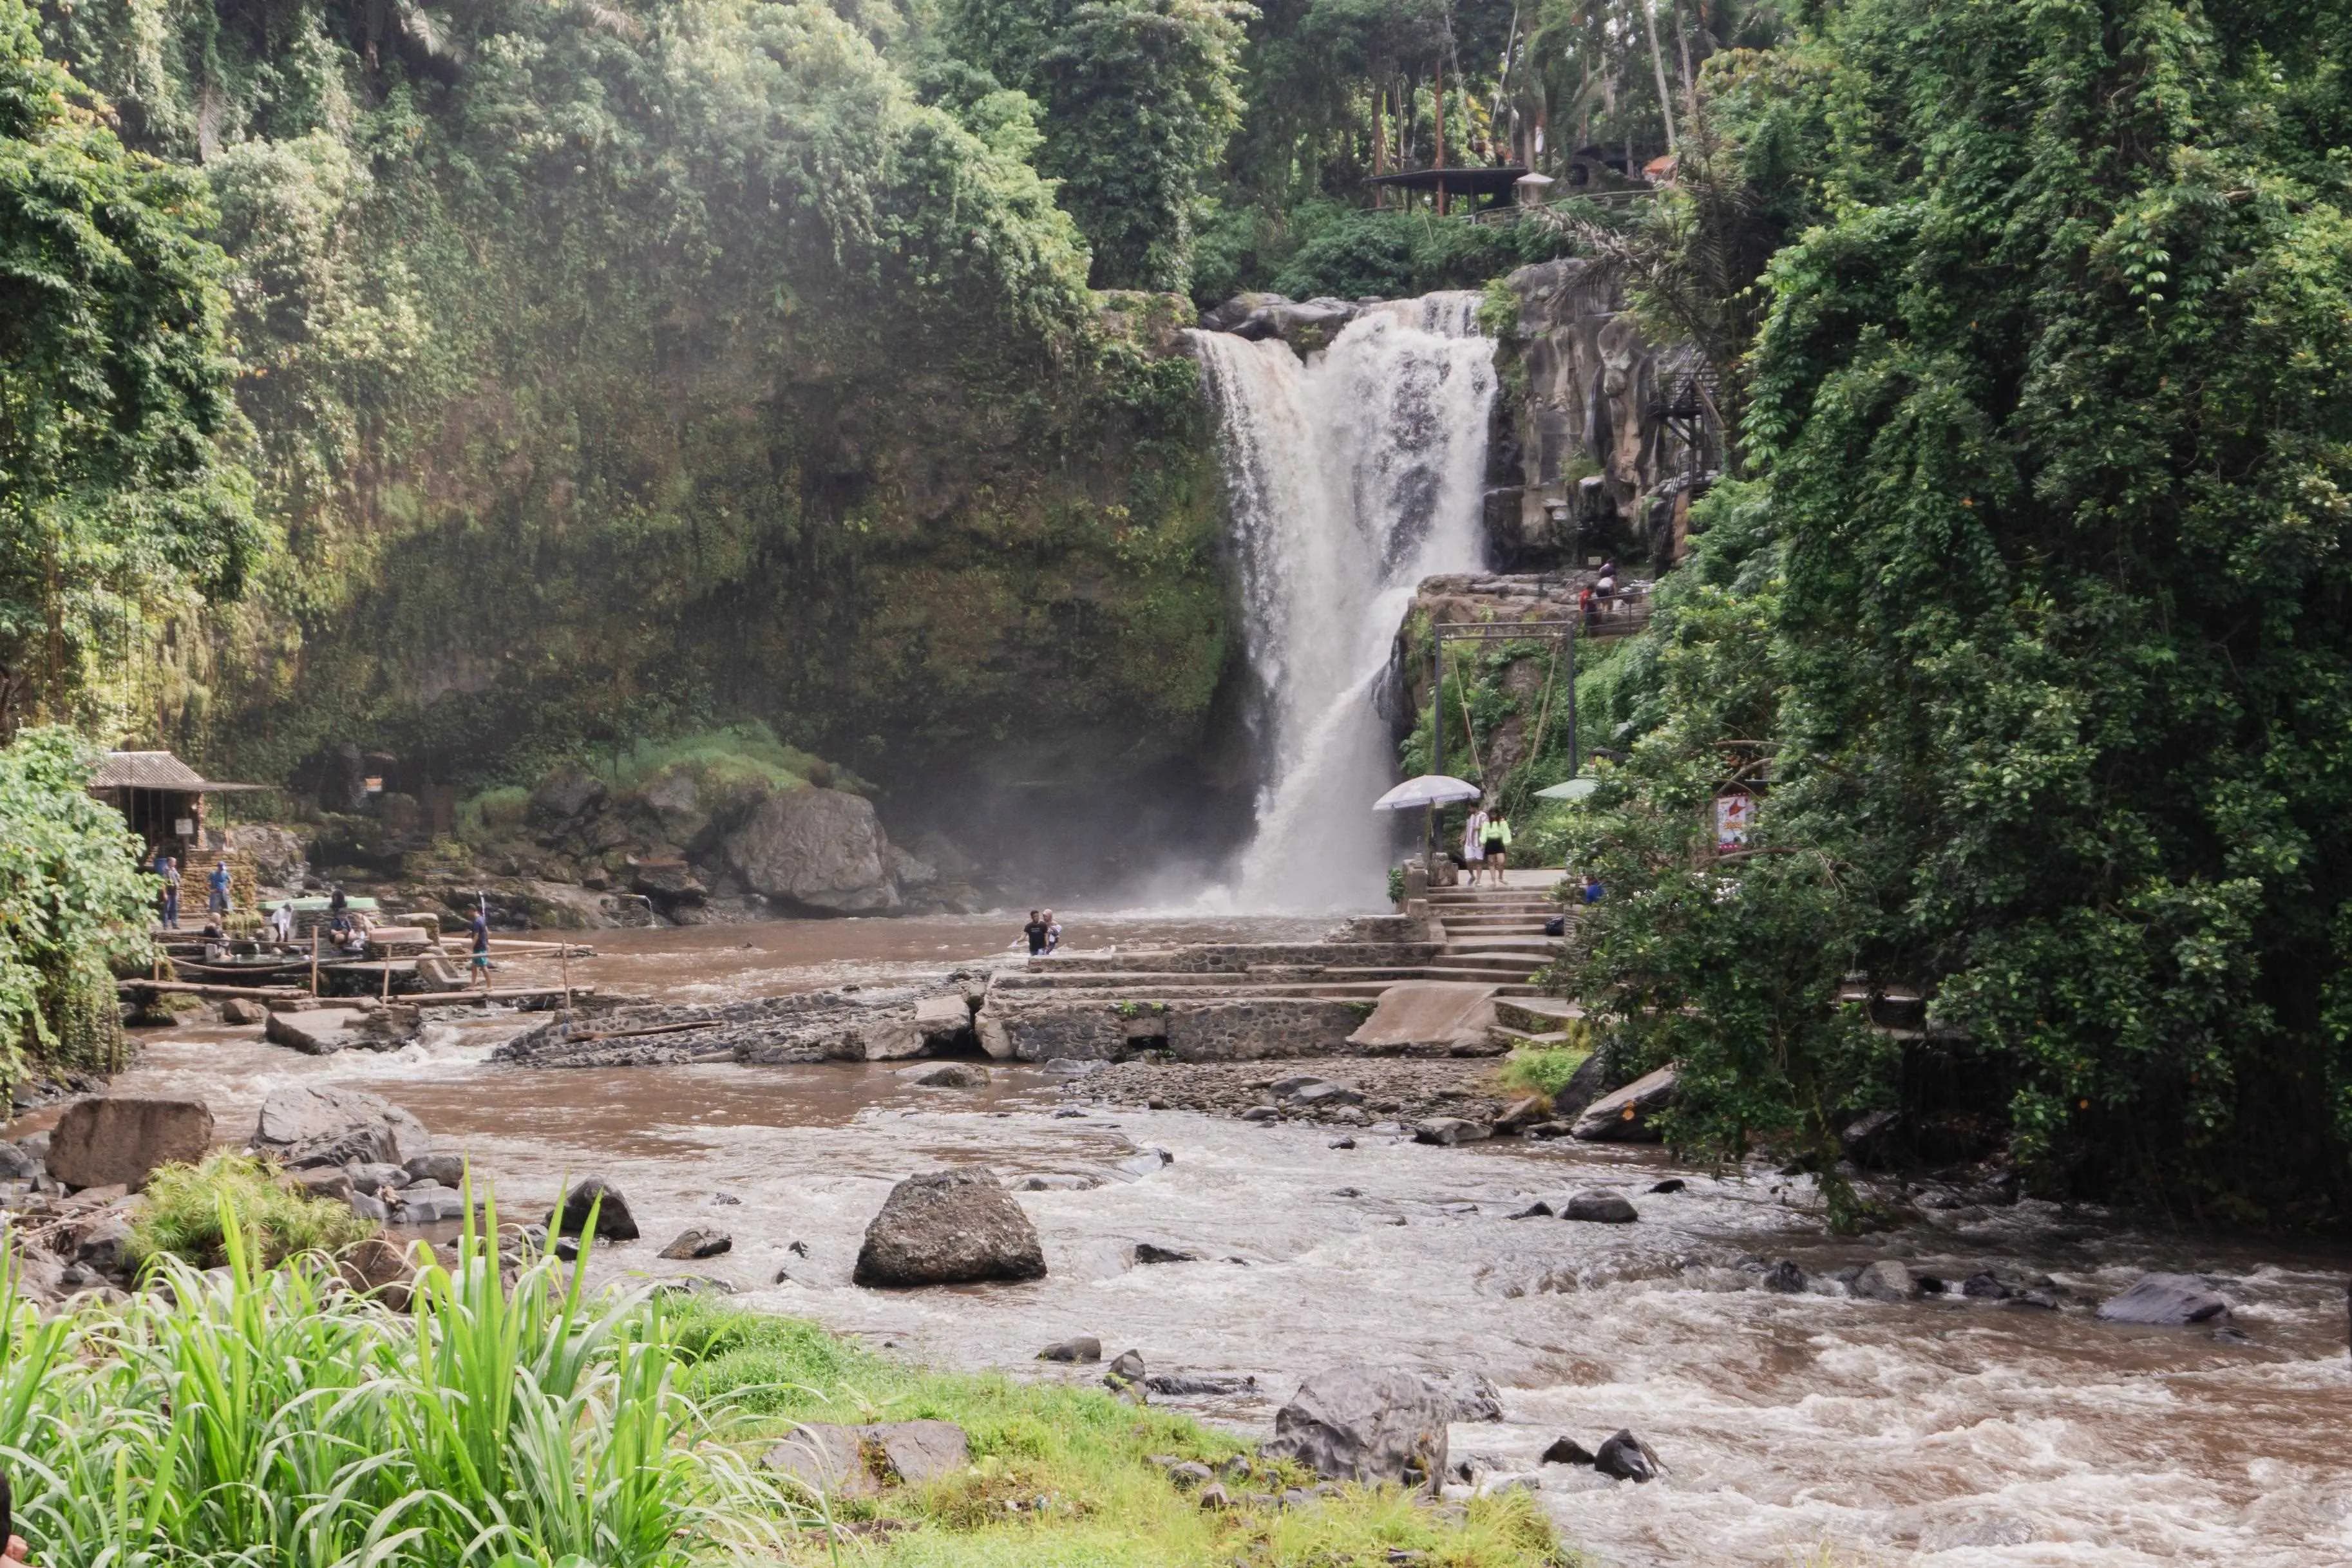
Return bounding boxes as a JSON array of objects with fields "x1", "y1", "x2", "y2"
[
  {"x1": 310, "y1": 932, "x2": 319, "y2": 996},
  {"x1": 560, "y1": 942, "x2": 571, "y2": 1012},
  {"x1": 117, "y1": 979, "x2": 305, "y2": 1000}
]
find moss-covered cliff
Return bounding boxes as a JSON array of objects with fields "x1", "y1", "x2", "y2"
[{"x1": 48, "y1": 0, "x2": 1242, "y2": 873}]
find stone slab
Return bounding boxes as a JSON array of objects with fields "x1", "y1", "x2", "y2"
[{"x1": 1346, "y1": 982, "x2": 1498, "y2": 1053}]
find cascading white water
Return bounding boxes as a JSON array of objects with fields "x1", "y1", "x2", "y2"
[{"x1": 1190, "y1": 293, "x2": 1496, "y2": 912}]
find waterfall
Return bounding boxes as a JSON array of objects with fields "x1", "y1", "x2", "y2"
[{"x1": 1190, "y1": 293, "x2": 1496, "y2": 912}]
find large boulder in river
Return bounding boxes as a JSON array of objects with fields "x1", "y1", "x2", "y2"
[
  {"x1": 1571, "y1": 1066, "x2": 1678, "y2": 1142},
  {"x1": 48, "y1": 1097, "x2": 213, "y2": 1189},
  {"x1": 1262, "y1": 1365, "x2": 1452, "y2": 1492},
  {"x1": 2096, "y1": 1272, "x2": 2232, "y2": 1325},
  {"x1": 254, "y1": 1085, "x2": 428, "y2": 1169},
  {"x1": 723, "y1": 787, "x2": 901, "y2": 914},
  {"x1": 853, "y1": 1167, "x2": 1046, "y2": 1286}
]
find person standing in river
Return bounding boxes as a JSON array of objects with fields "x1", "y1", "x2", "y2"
[
  {"x1": 469, "y1": 907, "x2": 493, "y2": 992},
  {"x1": 1023, "y1": 910, "x2": 1049, "y2": 955},
  {"x1": 207, "y1": 859, "x2": 231, "y2": 920},
  {"x1": 1043, "y1": 910, "x2": 1062, "y2": 953}
]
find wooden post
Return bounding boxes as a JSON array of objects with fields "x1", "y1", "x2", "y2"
[
  {"x1": 561, "y1": 941, "x2": 571, "y2": 1014},
  {"x1": 1434, "y1": 55, "x2": 1447, "y2": 215},
  {"x1": 310, "y1": 932, "x2": 319, "y2": 997},
  {"x1": 381, "y1": 954, "x2": 392, "y2": 1005}
]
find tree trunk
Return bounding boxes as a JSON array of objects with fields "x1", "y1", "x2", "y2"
[
  {"x1": 1434, "y1": 54, "x2": 1447, "y2": 215},
  {"x1": 1641, "y1": 0, "x2": 1678, "y2": 155}
]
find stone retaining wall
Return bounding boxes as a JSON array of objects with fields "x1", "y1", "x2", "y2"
[
  {"x1": 991, "y1": 997, "x2": 1374, "y2": 1061},
  {"x1": 1029, "y1": 943, "x2": 1438, "y2": 976}
]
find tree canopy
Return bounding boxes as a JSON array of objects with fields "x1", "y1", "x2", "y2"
[
  {"x1": 1560, "y1": 0, "x2": 2352, "y2": 1223},
  {"x1": 0, "y1": 0, "x2": 256, "y2": 733}
]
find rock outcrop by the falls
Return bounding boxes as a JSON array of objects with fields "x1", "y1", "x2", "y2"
[
  {"x1": 723, "y1": 788, "x2": 902, "y2": 915},
  {"x1": 1488, "y1": 258, "x2": 1720, "y2": 569}
]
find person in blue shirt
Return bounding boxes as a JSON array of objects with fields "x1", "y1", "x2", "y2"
[
  {"x1": 1581, "y1": 872, "x2": 1604, "y2": 905},
  {"x1": 208, "y1": 860, "x2": 231, "y2": 916}
]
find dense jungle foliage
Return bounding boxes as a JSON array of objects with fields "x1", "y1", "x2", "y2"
[
  {"x1": 1555, "y1": 0, "x2": 2352, "y2": 1224},
  {"x1": 3, "y1": 0, "x2": 1750, "y2": 810}
]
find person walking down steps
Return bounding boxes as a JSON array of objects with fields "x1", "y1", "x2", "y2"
[
  {"x1": 207, "y1": 859, "x2": 231, "y2": 920},
  {"x1": 1460, "y1": 801, "x2": 1490, "y2": 883},
  {"x1": 1481, "y1": 809, "x2": 1513, "y2": 886}
]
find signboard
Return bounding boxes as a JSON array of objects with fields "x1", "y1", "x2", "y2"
[
  {"x1": 1714, "y1": 791, "x2": 1754, "y2": 854},
  {"x1": 173, "y1": 817, "x2": 194, "y2": 838}
]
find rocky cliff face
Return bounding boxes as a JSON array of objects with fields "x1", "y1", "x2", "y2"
[{"x1": 1486, "y1": 260, "x2": 1721, "y2": 571}]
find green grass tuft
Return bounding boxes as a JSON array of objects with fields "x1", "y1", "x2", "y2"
[
  {"x1": 1496, "y1": 1041, "x2": 1591, "y2": 1100},
  {"x1": 127, "y1": 1152, "x2": 377, "y2": 1269},
  {"x1": 659, "y1": 1300, "x2": 1578, "y2": 1567}
]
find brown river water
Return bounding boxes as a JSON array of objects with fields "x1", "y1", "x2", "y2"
[{"x1": 84, "y1": 916, "x2": 2352, "y2": 1567}]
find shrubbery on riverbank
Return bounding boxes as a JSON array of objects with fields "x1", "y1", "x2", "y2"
[{"x1": 0, "y1": 729, "x2": 151, "y2": 1089}]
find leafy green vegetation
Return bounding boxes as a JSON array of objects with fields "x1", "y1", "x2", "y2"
[
  {"x1": 0, "y1": 1212, "x2": 793, "y2": 1565},
  {"x1": 127, "y1": 1154, "x2": 376, "y2": 1269},
  {"x1": 1497, "y1": 1041, "x2": 1589, "y2": 1100},
  {"x1": 658, "y1": 1297, "x2": 1568, "y2": 1568},
  {"x1": 1551, "y1": 0, "x2": 2352, "y2": 1223},
  {"x1": 0, "y1": 0, "x2": 258, "y2": 735},
  {"x1": 0, "y1": 1204, "x2": 1571, "y2": 1568},
  {"x1": 0, "y1": 727, "x2": 150, "y2": 1082}
]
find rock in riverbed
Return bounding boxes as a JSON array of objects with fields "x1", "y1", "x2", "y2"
[
  {"x1": 1038, "y1": 1336, "x2": 1101, "y2": 1363},
  {"x1": 1570, "y1": 1066, "x2": 1676, "y2": 1142},
  {"x1": 1852, "y1": 1260, "x2": 1920, "y2": 1303},
  {"x1": 1261, "y1": 1365, "x2": 1452, "y2": 1492},
  {"x1": 901, "y1": 1061, "x2": 988, "y2": 1089},
  {"x1": 47, "y1": 1097, "x2": 213, "y2": 1189},
  {"x1": 659, "y1": 1226, "x2": 732, "y2": 1260},
  {"x1": 2096, "y1": 1272, "x2": 2232, "y2": 1325},
  {"x1": 763, "y1": 1420, "x2": 969, "y2": 1498},
  {"x1": 1413, "y1": 1117, "x2": 1490, "y2": 1146},
  {"x1": 549, "y1": 1177, "x2": 640, "y2": 1242},
  {"x1": 254, "y1": 1085, "x2": 429, "y2": 1169},
  {"x1": 1562, "y1": 1189, "x2": 1638, "y2": 1223},
  {"x1": 852, "y1": 1167, "x2": 1046, "y2": 1287}
]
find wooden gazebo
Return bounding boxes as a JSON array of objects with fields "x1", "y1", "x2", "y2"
[{"x1": 88, "y1": 751, "x2": 267, "y2": 862}]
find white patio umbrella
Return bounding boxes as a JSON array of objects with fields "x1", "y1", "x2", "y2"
[{"x1": 1372, "y1": 774, "x2": 1484, "y2": 811}]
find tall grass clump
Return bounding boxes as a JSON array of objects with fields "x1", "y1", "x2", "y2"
[
  {"x1": 127, "y1": 1153, "x2": 377, "y2": 1268},
  {"x1": 1497, "y1": 1021, "x2": 1594, "y2": 1102},
  {"x1": 0, "y1": 1196, "x2": 799, "y2": 1565}
]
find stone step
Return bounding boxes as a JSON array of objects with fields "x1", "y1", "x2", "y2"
[
  {"x1": 995, "y1": 967, "x2": 1429, "y2": 990},
  {"x1": 1488, "y1": 1025, "x2": 1580, "y2": 1050},
  {"x1": 1423, "y1": 966, "x2": 1548, "y2": 985},
  {"x1": 1438, "y1": 918, "x2": 1555, "y2": 932},
  {"x1": 1439, "y1": 953, "x2": 1559, "y2": 970},
  {"x1": 994, "y1": 979, "x2": 1399, "y2": 1000},
  {"x1": 1494, "y1": 996, "x2": 1579, "y2": 1032}
]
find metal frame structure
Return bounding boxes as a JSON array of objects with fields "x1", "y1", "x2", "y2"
[{"x1": 1430, "y1": 619, "x2": 1582, "y2": 797}]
